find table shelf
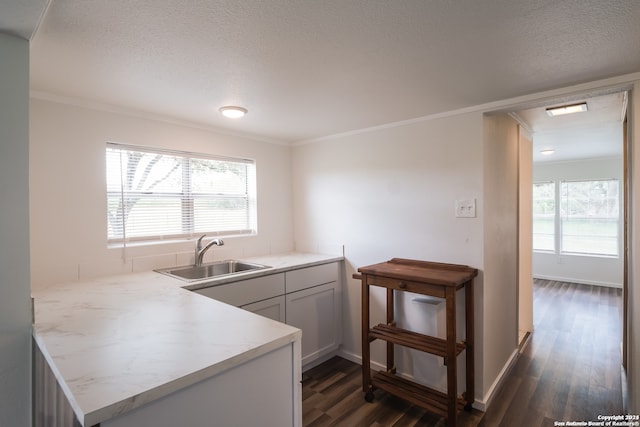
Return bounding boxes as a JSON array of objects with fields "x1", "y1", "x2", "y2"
[
  {"x1": 369, "y1": 323, "x2": 466, "y2": 359},
  {"x1": 371, "y1": 371, "x2": 466, "y2": 418},
  {"x1": 356, "y1": 258, "x2": 477, "y2": 427}
]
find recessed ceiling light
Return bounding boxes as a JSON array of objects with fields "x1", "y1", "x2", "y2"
[
  {"x1": 546, "y1": 102, "x2": 587, "y2": 117},
  {"x1": 540, "y1": 149, "x2": 555, "y2": 155},
  {"x1": 219, "y1": 106, "x2": 248, "y2": 119}
]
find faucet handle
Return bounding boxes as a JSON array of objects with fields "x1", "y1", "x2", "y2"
[{"x1": 196, "y1": 234, "x2": 207, "y2": 249}]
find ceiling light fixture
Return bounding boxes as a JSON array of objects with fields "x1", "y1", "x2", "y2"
[
  {"x1": 219, "y1": 106, "x2": 248, "y2": 119},
  {"x1": 545, "y1": 102, "x2": 588, "y2": 117},
  {"x1": 540, "y1": 149, "x2": 555, "y2": 155}
]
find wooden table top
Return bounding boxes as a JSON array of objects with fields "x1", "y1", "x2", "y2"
[{"x1": 357, "y1": 258, "x2": 477, "y2": 287}]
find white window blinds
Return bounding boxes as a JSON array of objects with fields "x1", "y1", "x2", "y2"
[{"x1": 106, "y1": 143, "x2": 257, "y2": 244}]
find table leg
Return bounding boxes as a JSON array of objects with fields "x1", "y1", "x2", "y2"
[
  {"x1": 445, "y1": 286, "x2": 457, "y2": 427},
  {"x1": 361, "y1": 275, "x2": 374, "y2": 401},
  {"x1": 465, "y1": 280, "x2": 475, "y2": 410},
  {"x1": 386, "y1": 288, "x2": 395, "y2": 374}
]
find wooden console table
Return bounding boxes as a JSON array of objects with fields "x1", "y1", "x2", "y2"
[{"x1": 355, "y1": 258, "x2": 477, "y2": 427}]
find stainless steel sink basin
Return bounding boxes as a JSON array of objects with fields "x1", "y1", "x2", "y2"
[{"x1": 156, "y1": 260, "x2": 269, "y2": 282}]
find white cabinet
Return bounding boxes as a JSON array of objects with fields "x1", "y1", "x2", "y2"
[
  {"x1": 285, "y1": 263, "x2": 342, "y2": 369},
  {"x1": 241, "y1": 295, "x2": 286, "y2": 323},
  {"x1": 194, "y1": 262, "x2": 343, "y2": 370}
]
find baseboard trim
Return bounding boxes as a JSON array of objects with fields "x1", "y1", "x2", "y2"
[
  {"x1": 533, "y1": 274, "x2": 622, "y2": 289},
  {"x1": 474, "y1": 348, "x2": 520, "y2": 412},
  {"x1": 302, "y1": 348, "x2": 341, "y2": 372}
]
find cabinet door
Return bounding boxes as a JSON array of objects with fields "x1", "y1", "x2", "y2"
[
  {"x1": 194, "y1": 273, "x2": 285, "y2": 307},
  {"x1": 241, "y1": 296, "x2": 285, "y2": 323},
  {"x1": 285, "y1": 281, "x2": 340, "y2": 367}
]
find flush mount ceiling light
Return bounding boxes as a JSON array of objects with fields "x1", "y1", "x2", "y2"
[
  {"x1": 219, "y1": 106, "x2": 248, "y2": 119},
  {"x1": 545, "y1": 102, "x2": 588, "y2": 117},
  {"x1": 540, "y1": 149, "x2": 555, "y2": 155}
]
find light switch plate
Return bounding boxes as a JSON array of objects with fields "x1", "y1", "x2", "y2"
[{"x1": 455, "y1": 199, "x2": 476, "y2": 218}]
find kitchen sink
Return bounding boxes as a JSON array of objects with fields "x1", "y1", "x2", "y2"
[{"x1": 155, "y1": 260, "x2": 270, "y2": 282}]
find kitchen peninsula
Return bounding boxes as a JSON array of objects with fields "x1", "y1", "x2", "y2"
[{"x1": 32, "y1": 252, "x2": 343, "y2": 427}]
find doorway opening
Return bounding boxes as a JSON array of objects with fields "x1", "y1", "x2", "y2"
[{"x1": 511, "y1": 90, "x2": 628, "y2": 354}]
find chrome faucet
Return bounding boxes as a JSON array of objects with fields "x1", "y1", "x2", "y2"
[{"x1": 195, "y1": 235, "x2": 224, "y2": 266}]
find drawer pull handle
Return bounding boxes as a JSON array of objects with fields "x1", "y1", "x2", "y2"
[{"x1": 398, "y1": 281, "x2": 407, "y2": 289}]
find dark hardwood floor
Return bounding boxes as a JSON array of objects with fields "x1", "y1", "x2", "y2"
[
  {"x1": 302, "y1": 279, "x2": 623, "y2": 427},
  {"x1": 302, "y1": 356, "x2": 483, "y2": 427},
  {"x1": 479, "y1": 279, "x2": 623, "y2": 427}
]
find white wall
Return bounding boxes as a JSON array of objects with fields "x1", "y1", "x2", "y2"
[
  {"x1": 482, "y1": 114, "x2": 519, "y2": 403},
  {"x1": 0, "y1": 33, "x2": 31, "y2": 426},
  {"x1": 518, "y1": 127, "x2": 533, "y2": 337},
  {"x1": 292, "y1": 113, "x2": 494, "y2": 401},
  {"x1": 30, "y1": 99, "x2": 294, "y2": 289},
  {"x1": 628, "y1": 81, "x2": 640, "y2": 413},
  {"x1": 532, "y1": 157, "x2": 624, "y2": 287}
]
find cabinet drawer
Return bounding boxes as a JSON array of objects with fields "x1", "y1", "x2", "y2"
[
  {"x1": 366, "y1": 275, "x2": 446, "y2": 298},
  {"x1": 195, "y1": 273, "x2": 285, "y2": 307},
  {"x1": 285, "y1": 262, "x2": 339, "y2": 293}
]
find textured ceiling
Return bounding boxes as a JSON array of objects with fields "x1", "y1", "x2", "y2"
[
  {"x1": 515, "y1": 92, "x2": 626, "y2": 163},
  {"x1": 17, "y1": 1, "x2": 640, "y2": 142}
]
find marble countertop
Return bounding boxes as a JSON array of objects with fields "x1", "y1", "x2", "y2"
[{"x1": 32, "y1": 252, "x2": 342, "y2": 426}]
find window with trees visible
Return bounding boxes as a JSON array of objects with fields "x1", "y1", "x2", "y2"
[
  {"x1": 106, "y1": 143, "x2": 256, "y2": 244},
  {"x1": 532, "y1": 179, "x2": 619, "y2": 257},
  {"x1": 560, "y1": 179, "x2": 619, "y2": 256}
]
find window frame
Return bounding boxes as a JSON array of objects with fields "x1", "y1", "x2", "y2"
[
  {"x1": 559, "y1": 178, "x2": 620, "y2": 257},
  {"x1": 106, "y1": 142, "x2": 257, "y2": 245},
  {"x1": 532, "y1": 178, "x2": 620, "y2": 258}
]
